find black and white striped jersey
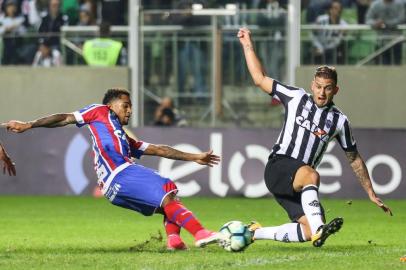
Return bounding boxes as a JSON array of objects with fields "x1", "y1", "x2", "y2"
[{"x1": 270, "y1": 80, "x2": 357, "y2": 168}]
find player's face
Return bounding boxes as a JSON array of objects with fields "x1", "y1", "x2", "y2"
[
  {"x1": 109, "y1": 95, "x2": 132, "y2": 125},
  {"x1": 311, "y1": 77, "x2": 339, "y2": 107}
]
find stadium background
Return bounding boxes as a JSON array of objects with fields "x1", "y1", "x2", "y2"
[{"x1": 0, "y1": 0, "x2": 405, "y2": 198}]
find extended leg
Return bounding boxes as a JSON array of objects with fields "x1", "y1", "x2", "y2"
[{"x1": 161, "y1": 194, "x2": 223, "y2": 247}]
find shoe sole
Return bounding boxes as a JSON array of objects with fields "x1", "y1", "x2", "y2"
[
  {"x1": 313, "y1": 217, "x2": 344, "y2": 248},
  {"x1": 195, "y1": 233, "x2": 226, "y2": 248}
]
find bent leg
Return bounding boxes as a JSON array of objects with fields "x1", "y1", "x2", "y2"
[{"x1": 293, "y1": 166, "x2": 324, "y2": 236}]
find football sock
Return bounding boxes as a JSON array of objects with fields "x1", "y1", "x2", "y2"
[
  {"x1": 301, "y1": 184, "x2": 324, "y2": 235},
  {"x1": 254, "y1": 223, "x2": 306, "y2": 242},
  {"x1": 163, "y1": 216, "x2": 181, "y2": 236},
  {"x1": 163, "y1": 200, "x2": 204, "y2": 236}
]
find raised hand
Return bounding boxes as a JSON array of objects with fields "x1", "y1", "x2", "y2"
[
  {"x1": 237, "y1": 27, "x2": 252, "y2": 47},
  {"x1": 194, "y1": 150, "x2": 220, "y2": 167}
]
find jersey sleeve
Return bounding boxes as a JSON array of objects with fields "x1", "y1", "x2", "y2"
[
  {"x1": 270, "y1": 80, "x2": 307, "y2": 106},
  {"x1": 336, "y1": 117, "x2": 357, "y2": 152},
  {"x1": 127, "y1": 135, "x2": 150, "y2": 159},
  {"x1": 73, "y1": 104, "x2": 108, "y2": 128}
]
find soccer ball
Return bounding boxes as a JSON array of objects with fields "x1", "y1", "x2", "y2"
[{"x1": 219, "y1": 221, "x2": 252, "y2": 252}]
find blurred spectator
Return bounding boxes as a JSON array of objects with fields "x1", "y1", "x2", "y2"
[
  {"x1": 24, "y1": 0, "x2": 42, "y2": 28},
  {"x1": 311, "y1": 0, "x2": 347, "y2": 64},
  {"x1": 255, "y1": 0, "x2": 286, "y2": 81},
  {"x1": 82, "y1": 22, "x2": 126, "y2": 66},
  {"x1": 77, "y1": 3, "x2": 94, "y2": 26},
  {"x1": 32, "y1": 37, "x2": 61, "y2": 66},
  {"x1": 0, "y1": 0, "x2": 26, "y2": 65},
  {"x1": 154, "y1": 97, "x2": 187, "y2": 127},
  {"x1": 38, "y1": 0, "x2": 68, "y2": 49},
  {"x1": 61, "y1": 0, "x2": 78, "y2": 25},
  {"x1": 1, "y1": 0, "x2": 42, "y2": 28},
  {"x1": 172, "y1": 0, "x2": 209, "y2": 102},
  {"x1": 366, "y1": 0, "x2": 405, "y2": 65},
  {"x1": 98, "y1": 0, "x2": 126, "y2": 25},
  {"x1": 306, "y1": 0, "x2": 331, "y2": 23},
  {"x1": 356, "y1": 0, "x2": 372, "y2": 23},
  {"x1": 154, "y1": 108, "x2": 176, "y2": 126}
]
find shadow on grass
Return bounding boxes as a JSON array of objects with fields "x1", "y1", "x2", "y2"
[
  {"x1": 250, "y1": 242, "x2": 390, "y2": 253},
  {"x1": 1, "y1": 230, "x2": 226, "y2": 255},
  {"x1": 2, "y1": 241, "x2": 389, "y2": 257}
]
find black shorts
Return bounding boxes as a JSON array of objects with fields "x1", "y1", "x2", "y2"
[{"x1": 264, "y1": 155, "x2": 307, "y2": 222}]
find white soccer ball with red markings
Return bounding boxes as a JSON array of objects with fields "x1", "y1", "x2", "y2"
[{"x1": 219, "y1": 221, "x2": 252, "y2": 252}]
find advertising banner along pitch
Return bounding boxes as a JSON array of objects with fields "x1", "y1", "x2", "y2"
[{"x1": 0, "y1": 127, "x2": 405, "y2": 198}]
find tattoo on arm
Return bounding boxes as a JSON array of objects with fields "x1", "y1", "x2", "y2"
[
  {"x1": 346, "y1": 151, "x2": 374, "y2": 194},
  {"x1": 30, "y1": 114, "x2": 76, "y2": 128},
  {"x1": 155, "y1": 145, "x2": 192, "y2": 161},
  {"x1": 345, "y1": 151, "x2": 358, "y2": 163}
]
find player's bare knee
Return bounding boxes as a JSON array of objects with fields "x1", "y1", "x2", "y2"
[
  {"x1": 307, "y1": 170, "x2": 320, "y2": 186},
  {"x1": 300, "y1": 167, "x2": 320, "y2": 186},
  {"x1": 294, "y1": 166, "x2": 320, "y2": 191}
]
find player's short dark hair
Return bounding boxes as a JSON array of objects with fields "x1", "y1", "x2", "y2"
[
  {"x1": 99, "y1": 22, "x2": 111, "y2": 38},
  {"x1": 102, "y1": 88, "x2": 130, "y2": 105},
  {"x1": 314, "y1": 66, "x2": 338, "y2": 85}
]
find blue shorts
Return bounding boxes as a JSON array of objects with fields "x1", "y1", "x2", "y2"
[{"x1": 104, "y1": 164, "x2": 178, "y2": 216}]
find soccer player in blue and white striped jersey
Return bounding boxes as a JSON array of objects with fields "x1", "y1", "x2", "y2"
[
  {"x1": 2, "y1": 89, "x2": 223, "y2": 250},
  {"x1": 238, "y1": 27, "x2": 392, "y2": 247}
]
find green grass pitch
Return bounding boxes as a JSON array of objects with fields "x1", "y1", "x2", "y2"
[{"x1": 0, "y1": 196, "x2": 404, "y2": 269}]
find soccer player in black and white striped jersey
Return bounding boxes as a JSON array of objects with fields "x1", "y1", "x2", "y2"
[{"x1": 238, "y1": 28, "x2": 392, "y2": 247}]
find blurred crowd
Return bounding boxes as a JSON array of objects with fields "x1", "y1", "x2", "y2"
[
  {"x1": 0, "y1": 0, "x2": 126, "y2": 65},
  {"x1": 1, "y1": 0, "x2": 406, "y2": 127},
  {"x1": 1, "y1": 0, "x2": 405, "y2": 66}
]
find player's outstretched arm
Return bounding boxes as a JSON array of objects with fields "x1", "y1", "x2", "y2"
[
  {"x1": 237, "y1": 27, "x2": 274, "y2": 94},
  {"x1": 144, "y1": 144, "x2": 220, "y2": 167},
  {"x1": 0, "y1": 142, "x2": 16, "y2": 176},
  {"x1": 2, "y1": 113, "x2": 77, "y2": 133},
  {"x1": 345, "y1": 150, "x2": 393, "y2": 216}
]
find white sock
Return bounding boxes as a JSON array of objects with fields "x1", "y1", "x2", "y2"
[
  {"x1": 254, "y1": 223, "x2": 306, "y2": 242},
  {"x1": 301, "y1": 184, "x2": 324, "y2": 235}
]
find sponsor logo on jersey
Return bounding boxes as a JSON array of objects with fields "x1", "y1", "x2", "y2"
[
  {"x1": 326, "y1": 119, "x2": 332, "y2": 129},
  {"x1": 296, "y1": 116, "x2": 328, "y2": 139}
]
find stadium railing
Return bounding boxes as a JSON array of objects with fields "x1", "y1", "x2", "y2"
[
  {"x1": 59, "y1": 21, "x2": 406, "y2": 128},
  {"x1": 2, "y1": 8, "x2": 405, "y2": 128}
]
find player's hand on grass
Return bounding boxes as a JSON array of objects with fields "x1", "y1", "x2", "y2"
[
  {"x1": 0, "y1": 147, "x2": 16, "y2": 176},
  {"x1": 1, "y1": 121, "x2": 32, "y2": 133},
  {"x1": 194, "y1": 150, "x2": 220, "y2": 167},
  {"x1": 370, "y1": 195, "x2": 392, "y2": 216}
]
